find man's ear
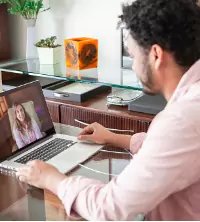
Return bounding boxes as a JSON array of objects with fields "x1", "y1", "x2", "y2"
[{"x1": 149, "y1": 44, "x2": 164, "y2": 71}]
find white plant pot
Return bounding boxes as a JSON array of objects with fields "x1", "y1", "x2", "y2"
[{"x1": 37, "y1": 47, "x2": 61, "y2": 64}]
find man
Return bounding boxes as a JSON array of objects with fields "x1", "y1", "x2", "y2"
[{"x1": 16, "y1": 0, "x2": 200, "y2": 220}]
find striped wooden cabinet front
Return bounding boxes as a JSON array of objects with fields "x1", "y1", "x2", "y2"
[
  {"x1": 46, "y1": 101, "x2": 60, "y2": 123},
  {"x1": 60, "y1": 105, "x2": 152, "y2": 135}
]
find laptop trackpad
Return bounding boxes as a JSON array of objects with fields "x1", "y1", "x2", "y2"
[{"x1": 47, "y1": 143, "x2": 102, "y2": 174}]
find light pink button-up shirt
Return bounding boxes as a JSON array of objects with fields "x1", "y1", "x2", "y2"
[{"x1": 57, "y1": 60, "x2": 200, "y2": 221}]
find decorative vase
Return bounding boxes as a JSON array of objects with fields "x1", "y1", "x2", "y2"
[
  {"x1": 64, "y1": 37, "x2": 98, "y2": 70},
  {"x1": 26, "y1": 19, "x2": 38, "y2": 59}
]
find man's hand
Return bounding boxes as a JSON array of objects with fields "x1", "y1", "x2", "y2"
[
  {"x1": 16, "y1": 160, "x2": 66, "y2": 194},
  {"x1": 78, "y1": 122, "x2": 114, "y2": 144}
]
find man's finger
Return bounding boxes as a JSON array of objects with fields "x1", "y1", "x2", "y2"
[
  {"x1": 27, "y1": 159, "x2": 42, "y2": 166},
  {"x1": 78, "y1": 125, "x2": 94, "y2": 136},
  {"x1": 17, "y1": 167, "x2": 29, "y2": 174},
  {"x1": 16, "y1": 168, "x2": 29, "y2": 178},
  {"x1": 18, "y1": 175, "x2": 27, "y2": 183},
  {"x1": 78, "y1": 134, "x2": 93, "y2": 141}
]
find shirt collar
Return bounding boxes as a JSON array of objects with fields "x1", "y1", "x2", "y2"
[{"x1": 168, "y1": 59, "x2": 200, "y2": 105}]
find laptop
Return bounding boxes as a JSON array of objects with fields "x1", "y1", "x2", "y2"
[{"x1": 0, "y1": 81, "x2": 102, "y2": 173}]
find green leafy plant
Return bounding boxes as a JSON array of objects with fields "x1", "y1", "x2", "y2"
[
  {"x1": 0, "y1": 0, "x2": 49, "y2": 20},
  {"x1": 35, "y1": 36, "x2": 61, "y2": 48}
]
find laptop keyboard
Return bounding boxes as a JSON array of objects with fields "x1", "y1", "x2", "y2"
[{"x1": 15, "y1": 138, "x2": 76, "y2": 164}]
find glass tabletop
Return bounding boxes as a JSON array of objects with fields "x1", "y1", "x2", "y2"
[
  {"x1": 0, "y1": 58, "x2": 143, "y2": 91},
  {"x1": 0, "y1": 123, "x2": 132, "y2": 221}
]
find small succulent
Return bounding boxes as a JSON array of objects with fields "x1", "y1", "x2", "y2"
[{"x1": 35, "y1": 36, "x2": 61, "y2": 48}]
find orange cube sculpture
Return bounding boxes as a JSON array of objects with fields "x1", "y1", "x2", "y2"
[{"x1": 64, "y1": 37, "x2": 98, "y2": 70}]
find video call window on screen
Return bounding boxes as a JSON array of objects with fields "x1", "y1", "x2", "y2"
[
  {"x1": 0, "y1": 83, "x2": 53, "y2": 161},
  {"x1": 0, "y1": 97, "x2": 43, "y2": 153},
  {"x1": 11, "y1": 101, "x2": 43, "y2": 150}
]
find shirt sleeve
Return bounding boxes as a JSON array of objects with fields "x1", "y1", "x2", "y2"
[
  {"x1": 13, "y1": 127, "x2": 25, "y2": 149},
  {"x1": 57, "y1": 111, "x2": 200, "y2": 221},
  {"x1": 31, "y1": 118, "x2": 43, "y2": 139},
  {"x1": 130, "y1": 132, "x2": 147, "y2": 154}
]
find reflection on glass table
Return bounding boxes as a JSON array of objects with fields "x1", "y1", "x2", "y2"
[
  {"x1": 107, "y1": 88, "x2": 143, "y2": 106},
  {"x1": 0, "y1": 123, "x2": 134, "y2": 221},
  {"x1": 0, "y1": 59, "x2": 143, "y2": 91}
]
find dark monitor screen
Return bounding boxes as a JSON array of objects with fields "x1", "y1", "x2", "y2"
[{"x1": 121, "y1": 28, "x2": 133, "y2": 70}]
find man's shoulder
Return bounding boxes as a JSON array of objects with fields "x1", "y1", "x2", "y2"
[{"x1": 151, "y1": 98, "x2": 200, "y2": 136}]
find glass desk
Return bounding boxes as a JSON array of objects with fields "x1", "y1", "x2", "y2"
[
  {"x1": 0, "y1": 58, "x2": 142, "y2": 91},
  {"x1": 0, "y1": 123, "x2": 132, "y2": 221}
]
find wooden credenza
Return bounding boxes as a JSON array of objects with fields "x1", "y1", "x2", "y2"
[
  {"x1": 46, "y1": 92, "x2": 154, "y2": 134},
  {"x1": 46, "y1": 102, "x2": 60, "y2": 123}
]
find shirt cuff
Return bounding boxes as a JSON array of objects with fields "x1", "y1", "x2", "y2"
[
  {"x1": 130, "y1": 132, "x2": 147, "y2": 154},
  {"x1": 57, "y1": 176, "x2": 103, "y2": 218}
]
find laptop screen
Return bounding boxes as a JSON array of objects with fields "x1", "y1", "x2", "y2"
[{"x1": 0, "y1": 81, "x2": 55, "y2": 161}]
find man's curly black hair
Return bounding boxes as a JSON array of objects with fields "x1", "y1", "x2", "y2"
[{"x1": 119, "y1": 0, "x2": 200, "y2": 68}]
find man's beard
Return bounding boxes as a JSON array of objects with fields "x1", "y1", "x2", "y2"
[{"x1": 140, "y1": 63, "x2": 160, "y2": 96}]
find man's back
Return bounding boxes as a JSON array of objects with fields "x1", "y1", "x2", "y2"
[
  {"x1": 147, "y1": 60, "x2": 200, "y2": 220},
  {"x1": 148, "y1": 181, "x2": 200, "y2": 220},
  {"x1": 53, "y1": 61, "x2": 200, "y2": 221}
]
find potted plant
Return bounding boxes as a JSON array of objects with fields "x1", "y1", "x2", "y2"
[
  {"x1": 0, "y1": 0, "x2": 50, "y2": 59},
  {"x1": 0, "y1": 0, "x2": 45, "y2": 19},
  {"x1": 35, "y1": 36, "x2": 62, "y2": 64}
]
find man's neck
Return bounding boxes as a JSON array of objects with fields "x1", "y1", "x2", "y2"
[{"x1": 162, "y1": 66, "x2": 188, "y2": 101}]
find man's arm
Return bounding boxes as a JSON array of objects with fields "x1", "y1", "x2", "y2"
[
  {"x1": 107, "y1": 133, "x2": 132, "y2": 149},
  {"x1": 106, "y1": 132, "x2": 146, "y2": 153},
  {"x1": 57, "y1": 113, "x2": 200, "y2": 220},
  {"x1": 78, "y1": 122, "x2": 146, "y2": 151}
]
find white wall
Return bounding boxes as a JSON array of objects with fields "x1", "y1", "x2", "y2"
[{"x1": 8, "y1": 0, "x2": 125, "y2": 84}]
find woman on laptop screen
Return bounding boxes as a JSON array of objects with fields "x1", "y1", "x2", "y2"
[{"x1": 13, "y1": 102, "x2": 43, "y2": 149}]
